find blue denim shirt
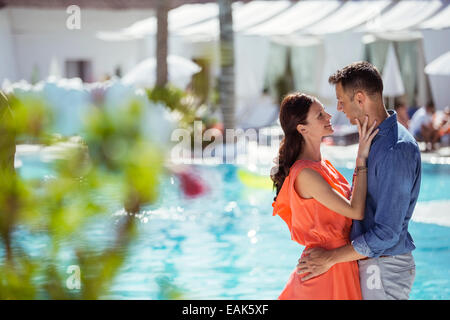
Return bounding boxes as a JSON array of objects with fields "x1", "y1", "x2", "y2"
[{"x1": 350, "y1": 110, "x2": 421, "y2": 258}]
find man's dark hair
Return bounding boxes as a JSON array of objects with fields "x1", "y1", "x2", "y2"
[{"x1": 328, "y1": 61, "x2": 383, "y2": 100}]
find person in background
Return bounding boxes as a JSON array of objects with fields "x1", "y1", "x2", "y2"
[
  {"x1": 394, "y1": 100, "x2": 410, "y2": 129},
  {"x1": 436, "y1": 106, "x2": 450, "y2": 147},
  {"x1": 409, "y1": 101, "x2": 440, "y2": 151},
  {"x1": 407, "y1": 104, "x2": 419, "y2": 119}
]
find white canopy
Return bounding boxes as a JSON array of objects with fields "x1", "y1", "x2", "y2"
[
  {"x1": 420, "y1": 4, "x2": 450, "y2": 29},
  {"x1": 425, "y1": 51, "x2": 450, "y2": 76},
  {"x1": 269, "y1": 35, "x2": 322, "y2": 47},
  {"x1": 177, "y1": 1, "x2": 292, "y2": 40},
  {"x1": 361, "y1": 0, "x2": 444, "y2": 32},
  {"x1": 97, "y1": 1, "x2": 450, "y2": 41},
  {"x1": 363, "y1": 31, "x2": 423, "y2": 43},
  {"x1": 244, "y1": 1, "x2": 341, "y2": 36},
  {"x1": 97, "y1": 3, "x2": 221, "y2": 41},
  {"x1": 303, "y1": 0, "x2": 392, "y2": 35}
]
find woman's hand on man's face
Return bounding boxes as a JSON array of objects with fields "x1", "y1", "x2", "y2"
[{"x1": 356, "y1": 115, "x2": 379, "y2": 160}]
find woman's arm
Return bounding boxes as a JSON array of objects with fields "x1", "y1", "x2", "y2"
[
  {"x1": 294, "y1": 116, "x2": 378, "y2": 220},
  {"x1": 295, "y1": 165, "x2": 366, "y2": 220}
]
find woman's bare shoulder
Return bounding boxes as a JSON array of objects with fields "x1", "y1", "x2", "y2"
[{"x1": 294, "y1": 167, "x2": 326, "y2": 199}]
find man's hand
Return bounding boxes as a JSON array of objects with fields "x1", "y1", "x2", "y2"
[{"x1": 296, "y1": 247, "x2": 335, "y2": 282}]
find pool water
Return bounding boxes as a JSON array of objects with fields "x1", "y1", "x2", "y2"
[{"x1": 8, "y1": 158, "x2": 450, "y2": 299}]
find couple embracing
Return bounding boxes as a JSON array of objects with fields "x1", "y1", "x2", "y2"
[{"x1": 271, "y1": 61, "x2": 421, "y2": 300}]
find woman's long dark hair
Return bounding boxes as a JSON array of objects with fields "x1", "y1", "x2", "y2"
[{"x1": 271, "y1": 93, "x2": 315, "y2": 199}]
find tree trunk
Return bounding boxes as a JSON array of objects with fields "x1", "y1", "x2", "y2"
[
  {"x1": 156, "y1": 0, "x2": 169, "y2": 88},
  {"x1": 218, "y1": 0, "x2": 235, "y2": 131}
]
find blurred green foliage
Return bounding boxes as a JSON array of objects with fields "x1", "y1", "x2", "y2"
[
  {"x1": 190, "y1": 58, "x2": 211, "y2": 107},
  {"x1": 147, "y1": 85, "x2": 198, "y2": 128},
  {"x1": 147, "y1": 84, "x2": 221, "y2": 151},
  {"x1": 0, "y1": 90, "x2": 168, "y2": 299}
]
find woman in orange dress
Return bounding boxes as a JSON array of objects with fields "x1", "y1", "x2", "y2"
[{"x1": 271, "y1": 93, "x2": 378, "y2": 300}]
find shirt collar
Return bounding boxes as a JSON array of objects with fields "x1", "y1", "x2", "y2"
[{"x1": 376, "y1": 110, "x2": 397, "y2": 137}]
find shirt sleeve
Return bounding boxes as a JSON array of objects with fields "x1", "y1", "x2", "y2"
[{"x1": 351, "y1": 143, "x2": 419, "y2": 258}]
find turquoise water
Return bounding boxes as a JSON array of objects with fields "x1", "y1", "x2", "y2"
[{"x1": 8, "y1": 157, "x2": 450, "y2": 299}]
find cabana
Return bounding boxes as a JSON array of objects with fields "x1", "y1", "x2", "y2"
[
  {"x1": 257, "y1": 0, "x2": 447, "y2": 109},
  {"x1": 356, "y1": 0, "x2": 446, "y2": 107},
  {"x1": 291, "y1": 0, "x2": 393, "y2": 102},
  {"x1": 171, "y1": 1, "x2": 294, "y2": 120},
  {"x1": 242, "y1": 0, "x2": 342, "y2": 103}
]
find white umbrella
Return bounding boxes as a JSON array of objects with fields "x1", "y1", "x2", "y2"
[
  {"x1": 122, "y1": 55, "x2": 201, "y2": 89},
  {"x1": 382, "y1": 44, "x2": 405, "y2": 108},
  {"x1": 425, "y1": 51, "x2": 450, "y2": 109},
  {"x1": 425, "y1": 51, "x2": 450, "y2": 76}
]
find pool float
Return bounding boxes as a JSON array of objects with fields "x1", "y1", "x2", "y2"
[
  {"x1": 169, "y1": 165, "x2": 209, "y2": 198},
  {"x1": 237, "y1": 168, "x2": 273, "y2": 190}
]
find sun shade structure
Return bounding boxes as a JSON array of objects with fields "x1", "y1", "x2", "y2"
[
  {"x1": 420, "y1": 3, "x2": 450, "y2": 29},
  {"x1": 425, "y1": 51, "x2": 450, "y2": 76},
  {"x1": 177, "y1": 0, "x2": 292, "y2": 39},
  {"x1": 0, "y1": 0, "x2": 228, "y2": 9},
  {"x1": 360, "y1": 0, "x2": 445, "y2": 32},
  {"x1": 97, "y1": 3, "x2": 221, "y2": 41},
  {"x1": 302, "y1": 0, "x2": 392, "y2": 35},
  {"x1": 244, "y1": 0, "x2": 341, "y2": 36}
]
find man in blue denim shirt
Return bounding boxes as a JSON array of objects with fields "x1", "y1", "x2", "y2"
[
  {"x1": 350, "y1": 110, "x2": 420, "y2": 258},
  {"x1": 296, "y1": 62, "x2": 420, "y2": 299}
]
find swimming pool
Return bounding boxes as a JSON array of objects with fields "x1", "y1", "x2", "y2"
[{"x1": 8, "y1": 154, "x2": 450, "y2": 300}]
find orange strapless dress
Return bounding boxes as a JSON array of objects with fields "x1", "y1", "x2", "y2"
[{"x1": 272, "y1": 159, "x2": 361, "y2": 300}]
